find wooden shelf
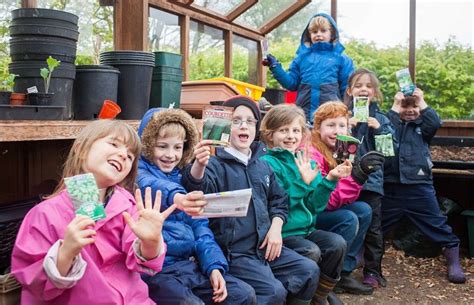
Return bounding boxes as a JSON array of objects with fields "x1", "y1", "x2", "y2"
[{"x1": 0, "y1": 120, "x2": 140, "y2": 142}]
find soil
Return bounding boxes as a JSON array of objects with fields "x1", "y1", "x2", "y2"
[
  {"x1": 430, "y1": 146, "x2": 474, "y2": 162},
  {"x1": 337, "y1": 245, "x2": 474, "y2": 305}
]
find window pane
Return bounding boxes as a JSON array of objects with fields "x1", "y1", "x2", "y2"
[
  {"x1": 416, "y1": 0, "x2": 473, "y2": 119},
  {"x1": 149, "y1": 8, "x2": 180, "y2": 53},
  {"x1": 235, "y1": 0, "x2": 296, "y2": 29},
  {"x1": 189, "y1": 21, "x2": 224, "y2": 80},
  {"x1": 35, "y1": 0, "x2": 114, "y2": 63},
  {"x1": 194, "y1": 0, "x2": 245, "y2": 16},
  {"x1": 232, "y1": 35, "x2": 258, "y2": 84}
]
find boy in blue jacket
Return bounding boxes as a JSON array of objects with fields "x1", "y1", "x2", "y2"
[
  {"x1": 382, "y1": 89, "x2": 466, "y2": 284},
  {"x1": 182, "y1": 96, "x2": 319, "y2": 305},
  {"x1": 137, "y1": 108, "x2": 256, "y2": 305},
  {"x1": 264, "y1": 12, "x2": 354, "y2": 123}
]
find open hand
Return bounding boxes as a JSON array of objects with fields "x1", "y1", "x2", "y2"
[
  {"x1": 210, "y1": 269, "x2": 227, "y2": 303},
  {"x1": 295, "y1": 147, "x2": 319, "y2": 185}
]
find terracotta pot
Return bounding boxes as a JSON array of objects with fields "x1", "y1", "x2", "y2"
[{"x1": 10, "y1": 92, "x2": 26, "y2": 106}]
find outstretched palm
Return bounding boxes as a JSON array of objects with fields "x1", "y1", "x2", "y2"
[{"x1": 295, "y1": 146, "x2": 319, "y2": 185}]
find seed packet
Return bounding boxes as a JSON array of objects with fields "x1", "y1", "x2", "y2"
[
  {"x1": 375, "y1": 134, "x2": 395, "y2": 156},
  {"x1": 396, "y1": 68, "x2": 415, "y2": 96},
  {"x1": 333, "y1": 134, "x2": 361, "y2": 164},
  {"x1": 353, "y1": 96, "x2": 369, "y2": 122},
  {"x1": 64, "y1": 173, "x2": 106, "y2": 221},
  {"x1": 202, "y1": 105, "x2": 233, "y2": 146}
]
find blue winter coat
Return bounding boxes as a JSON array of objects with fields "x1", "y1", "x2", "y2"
[
  {"x1": 182, "y1": 142, "x2": 288, "y2": 261},
  {"x1": 137, "y1": 108, "x2": 228, "y2": 277},
  {"x1": 270, "y1": 12, "x2": 354, "y2": 122},
  {"x1": 384, "y1": 108, "x2": 442, "y2": 185},
  {"x1": 351, "y1": 102, "x2": 395, "y2": 195}
]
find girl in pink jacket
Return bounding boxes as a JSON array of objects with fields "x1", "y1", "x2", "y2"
[
  {"x1": 12, "y1": 120, "x2": 175, "y2": 305},
  {"x1": 308, "y1": 102, "x2": 384, "y2": 296}
]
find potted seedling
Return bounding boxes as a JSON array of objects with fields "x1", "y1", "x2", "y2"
[
  {"x1": 28, "y1": 56, "x2": 60, "y2": 105},
  {"x1": 0, "y1": 73, "x2": 18, "y2": 104}
]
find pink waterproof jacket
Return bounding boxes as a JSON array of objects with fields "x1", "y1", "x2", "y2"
[
  {"x1": 309, "y1": 146, "x2": 363, "y2": 210},
  {"x1": 12, "y1": 186, "x2": 165, "y2": 305}
]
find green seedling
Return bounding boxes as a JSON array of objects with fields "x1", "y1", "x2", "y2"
[
  {"x1": 40, "y1": 56, "x2": 61, "y2": 93},
  {"x1": 0, "y1": 73, "x2": 18, "y2": 92}
]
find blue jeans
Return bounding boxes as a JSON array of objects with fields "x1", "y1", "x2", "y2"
[{"x1": 316, "y1": 201, "x2": 372, "y2": 273}]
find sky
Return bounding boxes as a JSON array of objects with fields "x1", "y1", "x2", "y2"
[{"x1": 335, "y1": 0, "x2": 473, "y2": 48}]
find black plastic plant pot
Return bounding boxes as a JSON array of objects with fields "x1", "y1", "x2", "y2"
[
  {"x1": 28, "y1": 92, "x2": 54, "y2": 106},
  {"x1": 0, "y1": 91, "x2": 12, "y2": 105}
]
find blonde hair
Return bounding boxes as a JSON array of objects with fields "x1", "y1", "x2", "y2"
[
  {"x1": 50, "y1": 120, "x2": 141, "y2": 197},
  {"x1": 311, "y1": 102, "x2": 349, "y2": 169},
  {"x1": 158, "y1": 122, "x2": 186, "y2": 141},
  {"x1": 260, "y1": 104, "x2": 307, "y2": 147},
  {"x1": 308, "y1": 16, "x2": 335, "y2": 41},
  {"x1": 346, "y1": 68, "x2": 383, "y2": 104}
]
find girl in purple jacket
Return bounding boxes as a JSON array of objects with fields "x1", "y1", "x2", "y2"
[{"x1": 12, "y1": 120, "x2": 175, "y2": 305}]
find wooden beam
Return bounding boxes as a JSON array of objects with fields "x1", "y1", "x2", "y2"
[
  {"x1": 258, "y1": 41, "x2": 266, "y2": 87},
  {"x1": 227, "y1": 0, "x2": 257, "y2": 22},
  {"x1": 149, "y1": 0, "x2": 263, "y2": 41},
  {"x1": 331, "y1": 0, "x2": 337, "y2": 23},
  {"x1": 409, "y1": 0, "x2": 416, "y2": 82},
  {"x1": 259, "y1": 0, "x2": 312, "y2": 35},
  {"x1": 114, "y1": 0, "x2": 148, "y2": 50},
  {"x1": 180, "y1": 15, "x2": 190, "y2": 81},
  {"x1": 21, "y1": 0, "x2": 37, "y2": 8},
  {"x1": 224, "y1": 31, "x2": 233, "y2": 78}
]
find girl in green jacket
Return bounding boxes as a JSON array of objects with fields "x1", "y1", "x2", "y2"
[{"x1": 260, "y1": 104, "x2": 352, "y2": 305}]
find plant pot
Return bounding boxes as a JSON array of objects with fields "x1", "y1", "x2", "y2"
[
  {"x1": 0, "y1": 91, "x2": 12, "y2": 104},
  {"x1": 10, "y1": 92, "x2": 26, "y2": 105},
  {"x1": 28, "y1": 92, "x2": 54, "y2": 106}
]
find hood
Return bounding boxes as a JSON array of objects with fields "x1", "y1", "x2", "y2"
[
  {"x1": 138, "y1": 108, "x2": 199, "y2": 169},
  {"x1": 297, "y1": 12, "x2": 345, "y2": 55}
]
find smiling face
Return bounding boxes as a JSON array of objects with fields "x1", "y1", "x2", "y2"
[
  {"x1": 152, "y1": 135, "x2": 184, "y2": 173},
  {"x1": 399, "y1": 104, "x2": 421, "y2": 121},
  {"x1": 347, "y1": 73, "x2": 375, "y2": 101},
  {"x1": 270, "y1": 118, "x2": 303, "y2": 153},
  {"x1": 229, "y1": 105, "x2": 257, "y2": 155},
  {"x1": 310, "y1": 27, "x2": 332, "y2": 43},
  {"x1": 83, "y1": 134, "x2": 135, "y2": 189},
  {"x1": 319, "y1": 116, "x2": 349, "y2": 149}
]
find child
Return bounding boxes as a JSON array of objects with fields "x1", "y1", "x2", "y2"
[
  {"x1": 345, "y1": 68, "x2": 395, "y2": 288},
  {"x1": 136, "y1": 108, "x2": 256, "y2": 304},
  {"x1": 259, "y1": 104, "x2": 352, "y2": 305},
  {"x1": 182, "y1": 96, "x2": 319, "y2": 305},
  {"x1": 308, "y1": 101, "x2": 385, "y2": 295},
  {"x1": 382, "y1": 89, "x2": 466, "y2": 284},
  {"x1": 12, "y1": 120, "x2": 175, "y2": 304},
  {"x1": 264, "y1": 13, "x2": 354, "y2": 123}
]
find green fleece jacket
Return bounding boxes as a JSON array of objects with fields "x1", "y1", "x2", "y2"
[{"x1": 261, "y1": 148, "x2": 337, "y2": 238}]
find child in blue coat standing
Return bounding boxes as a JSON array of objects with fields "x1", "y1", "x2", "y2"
[
  {"x1": 382, "y1": 89, "x2": 466, "y2": 284},
  {"x1": 264, "y1": 12, "x2": 354, "y2": 123},
  {"x1": 137, "y1": 108, "x2": 256, "y2": 304}
]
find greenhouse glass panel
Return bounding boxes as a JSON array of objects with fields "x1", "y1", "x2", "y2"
[
  {"x1": 149, "y1": 8, "x2": 181, "y2": 53},
  {"x1": 232, "y1": 35, "x2": 258, "y2": 84},
  {"x1": 194, "y1": 0, "x2": 245, "y2": 16},
  {"x1": 235, "y1": 0, "x2": 296, "y2": 29},
  {"x1": 189, "y1": 20, "x2": 224, "y2": 80}
]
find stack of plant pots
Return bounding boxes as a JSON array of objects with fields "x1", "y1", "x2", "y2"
[
  {"x1": 100, "y1": 51, "x2": 154, "y2": 119},
  {"x1": 8, "y1": 8, "x2": 78, "y2": 119},
  {"x1": 150, "y1": 51, "x2": 183, "y2": 109}
]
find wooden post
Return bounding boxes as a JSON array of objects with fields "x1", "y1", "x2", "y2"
[
  {"x1": 224, "y1": 31, "x2": 233, "y2": 78},
  {"x1": 331, "y1": 0, "x2": 337, "y2": 23},
  {"x1": 180, "y1": 15, "x2": 190, "y2": 81},
  {"x1": 409, "y1": 0, "x2": 416, "y2": 82},
  {"x1": 114, "y1": 0, "x2": 148, "y2": 50}
]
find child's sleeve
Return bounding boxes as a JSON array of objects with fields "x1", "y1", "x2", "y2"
[
  {"x1": 182, "y1": 159, "x2": 220, "y2": 194},
  {"x1": 305, "y1": 172, "x2": 337, "y2": 215},
  {"x1": 189, "y1": 217, "x2": 228, "y2": 277},
  {"x1": 270, "y1": 58, "x2": 302, "y2": 91},
  {"x1": 420, "y1": 107, "x2": 442, "y2": 141},
  {"x1": 11, "y1": 206, "x2": 78, "y2": 301},
  {"x1": 137, "y1": 169, "x2": 186, "y2": 210},
  {"x1": 338, "y1": 54, "x2": 355, "y2": 98},
  {"x1": 267, "y1": 167, "x2": 288, "y2": 222}
]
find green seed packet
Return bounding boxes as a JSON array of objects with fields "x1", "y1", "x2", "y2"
[
  {"x1": 375, "y1": 134, "x2": 395, "y2": 157},
  {"x1": 353, "y1": 97, "x2": 369, "y2": 122},
  {"x1": 333, "y1": 134, "x2": 361, "y2": 164},
  {"x1": 64, "y1": 173, "x2": 106, "y2": 221},
  {"x1": 202, "y1": 105, "x2": 233, "y2": 146},
  {"x1": 396, "y1": 68, "x2": 415, "y2": 96}
]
